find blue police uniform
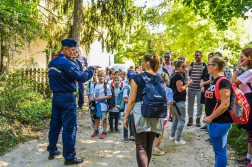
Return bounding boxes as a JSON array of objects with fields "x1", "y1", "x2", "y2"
[{"x1": 47, "y1": 39, "x2": 94, "y2": 160}]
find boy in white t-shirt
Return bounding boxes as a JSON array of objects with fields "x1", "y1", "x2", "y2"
[
  {"x1": 123, "y1": 71, "x2": 136, "y2": 143},
  {"x1": 91, "y1": 70, "x2": 112, "y2": 139},
  {"x1": 108, "y1": 76, "x2": 121, "y2": 133},
  {"x1": 120, "y1": 71, "x2": 128, "y2": 87},
  {"x1": 87, "y1": 70, "x2": 98, "y2": 127}
]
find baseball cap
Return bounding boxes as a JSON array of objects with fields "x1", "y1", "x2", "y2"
[{"x1": 127, "y1": 71, "x2": 136, "y2": 81}]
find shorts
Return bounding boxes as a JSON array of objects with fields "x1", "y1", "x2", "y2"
[
  {"x1": 246, "y1": 130, "x2": 252, "y2": 144},
  {"x1": 94, "y1": 111, "x2": 108, "y2": 121}
]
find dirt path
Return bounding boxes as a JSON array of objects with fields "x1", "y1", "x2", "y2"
[{"x1": 0, "y1": 108, "x2": 241, "y2": 167}]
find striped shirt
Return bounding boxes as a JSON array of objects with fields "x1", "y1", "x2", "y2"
[{"x1": 189, "y1": 62, "x2": 205, "y2": 90}]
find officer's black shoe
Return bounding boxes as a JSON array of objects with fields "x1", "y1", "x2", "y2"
[
  {"x1": 64, "y1": 157, "x2": 84, "y2": 165},
  {"x1": 48, "y1": 151, "x2": 61, "y2": 160}
]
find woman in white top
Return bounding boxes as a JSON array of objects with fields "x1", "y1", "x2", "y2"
[{"x1": 231, "y1": 47, "x2": 252, "y2": 167}]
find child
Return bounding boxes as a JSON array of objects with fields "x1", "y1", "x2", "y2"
[
  {"x1": 120, "y1": 71, "x2": 128, "y2": 86},
  {"x1": 108, "y1": 76, "x2": 121, "y2": 133},
  {"x1": 108, "y1": 70, "x2": 115, "y2": 84},
  {"x1": 153, "y1": 72, "x2": 173, "y2": 155},
  {"x1": 91, "y1": 70, "x2": 112, "y2": 139},
  {"x1": 87, "y1": 70, "x2": 98, "y2": 128},
  {"x1": 105, "y1": 67, "x2": 110, "y2": 83},
  {"x1": 114, "y1": 71, "x2": 120, "y2": 77},
  {"x1": 123, "y1": 71, "x2": 136, "y2": 143}
]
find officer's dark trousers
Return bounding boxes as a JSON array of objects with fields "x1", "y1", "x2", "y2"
[
  {"x1": 47, "y1": 93, "x2": 77, "y2": 160},
  {"x1": 78, "y1": 82, "x2": 84, "y2": 108}
]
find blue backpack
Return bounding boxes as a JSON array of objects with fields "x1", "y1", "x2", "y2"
[
  {"x1": 116, "y1": 85, "x2": 130, "y2": 111},
  {"x1": 140, "y1": 73, "x2": 167, "y2": 118}
]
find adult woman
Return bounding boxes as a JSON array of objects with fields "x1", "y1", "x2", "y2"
[
  {"x1": 169, "y1": 60, "x2": 192, "y2": 145},
  {"x1": 203, "y1": 56, "x2": 233, "y2": 167},
  {"x1": 123, "y1": 54, "x2": 165, "y2": 167},
  {"x1": 231, "y1": 47, "x2": 252, "y2": 167}
]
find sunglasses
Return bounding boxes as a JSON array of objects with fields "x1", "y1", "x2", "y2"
[
  {"x1": 164, "y1": 56, "x2": 170, "y2": 59},
  {"x1": 180, "y1": 66, "x2": 186, "y2": 69},
  {"x1": 195, "y1": 55, "x2": 201, "y2": 57},
  {"x1": 207, "y1": 63, "x2": 216, "y2": 66}
]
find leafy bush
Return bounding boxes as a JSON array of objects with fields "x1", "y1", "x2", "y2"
[
  {"x1": 0, "y1": 70, "x2": 52, "y2": 155},
  {"x1": 228, "y1": 123, "x2": 248, "y2": 155}
]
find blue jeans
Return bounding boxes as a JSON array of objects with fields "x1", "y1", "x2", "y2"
[
  {"x1": 123, "y1": 114, "x2": 134, "y2": 138},
  {"x1": 207, "y1": 122, "x2": 232, "y2": 167}
]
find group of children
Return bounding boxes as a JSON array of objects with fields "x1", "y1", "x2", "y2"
[
  {"x1": 86, "y1": 67, "x2": 174, "y2": 150},
  {"x1": 86, "y1": 68, "x2": 136, "y2": 141}
]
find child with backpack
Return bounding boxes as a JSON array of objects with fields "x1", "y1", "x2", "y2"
[
  {"x1": 153, "y1": 72, "x2": 174, "y2": 155},
  {"x1": 123, "y1": 71, "x2": 135, "y2": 143},
  {"x1": 91, "y1": 70, "x2": 112, "y2": 139},
  {"x1": 120, "y1": 71, "x2": 128, "y2": 87},
  {"x1": 108, "y1": 76, "x2": 122, "y2": 133},
  {"x1": 231, "y1": 47, "x2": 252, "y2": 167},
  {"x1": 203, "y1": 57, "x2": 233, "y2": 167},
  {"x1": 87, "y1": 70, "x2": 98, "y2": 127}
]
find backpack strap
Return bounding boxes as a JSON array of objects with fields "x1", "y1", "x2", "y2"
[
  {"x1": 120, "y1": 82, "x2": 123, "y2": 88},
  {"x1": 88, "y1": 81, "x2": 91, "y2": 90},
  {"x1": 111, "y1": 81, "x2": 114, "y2": 87},
  {"x1": 213, "y1": 77, "x2": 230, "y2": 111},
  {"x1": 104, "y1": 82, "x2": 108, "y2": 96}
]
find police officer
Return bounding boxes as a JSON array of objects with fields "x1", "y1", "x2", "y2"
[{"x1": 47, "y1": 38, "x2": 100, "y2": 165}]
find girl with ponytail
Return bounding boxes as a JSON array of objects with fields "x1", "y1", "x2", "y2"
[{"x1": 123, "y1": 54, "x2": 165, "y2": 167}]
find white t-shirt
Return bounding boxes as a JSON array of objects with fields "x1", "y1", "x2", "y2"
[
  {"x1": 238, "y1": 69, "x2": 252, "y2": 94},
  {"x1": 91, "y1": 83, "x2": 112, "y2": 111},
  {"x1": 122, "y1": 79, "x2": 128, "y2": 87},
  {"x1": 123, "y1": 85, "x2": 131, "y2": 113},
  {"x1": 111, "y1": 88, "x2": 120, "y2": 112}
]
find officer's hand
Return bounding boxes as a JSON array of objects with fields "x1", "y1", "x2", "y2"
[{"x1": 92, "y1": 65, "x2": 102, "y2": 70}]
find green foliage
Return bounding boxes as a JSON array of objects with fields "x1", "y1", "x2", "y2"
[
  {"x1": 0, "y1": 0, "x2": 45, "y2": 46},
  {"x1": 181, "y1": 0, "x2": 252, "y2": 30},
  {"x1": 228, "y1": 123, "x2": 248, "y2": 155},
  {"x1": 0, "y1": 70, "x2": 52, "y2": 155}
]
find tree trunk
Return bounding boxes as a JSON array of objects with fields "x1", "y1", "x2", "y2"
[
  {"x1": 0, "y1": 40, "x2": 7, "y2": 73},
  {"x1": 72, "y1": 0, "x2": 83, "y2": 46}
]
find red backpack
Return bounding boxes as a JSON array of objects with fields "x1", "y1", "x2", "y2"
[
  {"x1": 214, "y1": 77, "x2": 250, "y2": 124},
  {"x1": 111, "y1": 81, "x2": 123, "y2": 88}
]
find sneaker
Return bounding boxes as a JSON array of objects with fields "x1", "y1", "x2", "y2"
[
  {"x1": 169, "y1": 136, "x2": 175, "y2": 140},
  {"x1": 237, "y1": 156, "x2": 251, "y2": 163},
  {"x1": 196, "y1": 118, "x2": 201, "y2": 127},
  {"x1": 91, "y1": 130, "x2": 99, "y2": 137},
  {"x1": 200, "y1": 125, "x2": 207, "y2": 131},
  {"x1": 119, "y1": 120, "x2": 122, "y2": 125},
  {"x1": 110, "y1": 129, "x2": 115, "y2": 133},
  {"x1": 100, "y1": 132, "x2": 107, "y2": 139},
  {"x1": 90, "y1": 123, "x2": 95, "y2": 128},
  {"x1": 129, "y1": 136, "x2": 135, "y2": 141},
  {"x1": 175, "y1": 139, "x2": 186, "y2": 145},
  {"x1": 168, "y1": 117, "x2": 173, "y2": 122},
  {"x1": 115, "y1": 128, "x2": 121, "y2": 133},
  {"x1": 159, "y1": 147, "x2": 167, "y2": 153},
  {"x1": 187, "y1": 117, "x2": 193, "y2": 126},
  {"x1": 246, "y1": 164, "x2": 252, "y2": 167},
  {"x1": 153, "y1": 148, "x2": 165, "y2": 156},
  {"x1": 124, "y1": 137, "x2": 129, "y2": 143}
]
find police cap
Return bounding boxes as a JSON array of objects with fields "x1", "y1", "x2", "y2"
[{"x1": 61, "y1": 38, "x2": 77, "y2": 48}]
